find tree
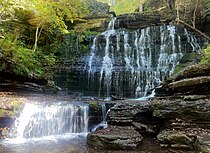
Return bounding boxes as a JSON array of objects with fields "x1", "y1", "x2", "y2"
[
  {"x1": 0, "y1": 0, "x2": 89, "y2": 78},
  {"x1": 139, "y1": 0, "x2": 144, "y2": 13}
]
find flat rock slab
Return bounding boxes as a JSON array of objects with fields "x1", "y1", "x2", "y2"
[
  {"x1": 87, "y1": 126, "x2": 143, "y2": 150},
  {"x1": 151, "y1": 97, "x2": 210, "y2": 129},
  {"x1": 157, "y1": 128, "x2": 210, "y2": 152}
]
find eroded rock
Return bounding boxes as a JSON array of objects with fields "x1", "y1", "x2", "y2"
[
  {"x1": 107, "y1": 100, "x2": 151, "y2": 125},
  {"x1": 174, "y1": 63, "x2": 210, "y2": 81},
  {"x1": 151, "y1": 97, "x2": 210, "y2": 129},
  {"x1": 87, "y1": 126, "x2": 143, "y2": 150},
  {"x1": 157, "y1": 129, "x2": 196, "y2": 150}
]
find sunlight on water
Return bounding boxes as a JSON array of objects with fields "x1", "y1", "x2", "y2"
[{"x1": 10, "y1": 102, "x2": 89, "y2": 139}]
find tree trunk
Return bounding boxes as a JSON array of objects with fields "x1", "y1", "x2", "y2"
[
  {"x1": 33, "y1": 26, "x2": 43, "y2": 52},
  {"x1": 139, "y1": 0, "x2": 143, "y2": 13},
  {"x1": 175, "y1": 0, "x2": 180, "y2": 20},
  {"x1": 33, "y1": 27, "x2": 39, "y2": 52},
  {"x1": 192, "y1": 0, "x2": 199, "y2": 28}
]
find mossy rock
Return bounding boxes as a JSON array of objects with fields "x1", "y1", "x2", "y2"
[{"x1": 179, "y1": 53, "x2": 199, "y2": 64}]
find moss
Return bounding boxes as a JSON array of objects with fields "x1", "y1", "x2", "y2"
[
  {"x1": 179, "y1": 53, "x2": 198, "y2": 64},
  {"x1": 173, "y1": 64, "x2": 186, "y2": 75},
  {"x1": 89, "y1": 102, "x2": 100, "y2": 109}
]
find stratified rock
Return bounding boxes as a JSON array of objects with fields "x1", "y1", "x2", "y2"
[
  {"x1": 151, "y1": 97, "x2": 210, "y2": 129},
  {"x1": 107, "y1": 100, "x2": 151, "y2": 125},
  {"x1": 157, "y1": 129, "x2": 196, "y2": 150},
  {"x1": 174, "y1": 63, "x2": 210, "y2": 81},
  {"x1": 87, "y1": 126, "x2": 143, "y2": 150},
  {"x1": 158, "y1": 128, "x2": 210, "y2": 152},
  {"x1": 167, "y1": 76, "x2": 210, "y2": 94},
  {"x1": 197, "y1": 133, "x2": 210, "y2": 153},
  {"x1": 155, "y1": 63, "x2": 210, "y2": 96},
  {"x1": 169, "y1": 76, "x2": 210, "y2": 89}
]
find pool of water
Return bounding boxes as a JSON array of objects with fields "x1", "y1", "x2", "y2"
[{"x1": 1, "y1": 133, "x2": 87, "y2": 153}]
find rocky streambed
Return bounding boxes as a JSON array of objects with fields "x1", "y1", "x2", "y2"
[
  {"x1": 87, "y1": 63, "x2": 210, "y2": 153},
  {"x1": 87, "y1": 96, "x2": 210, "y2": 153}
]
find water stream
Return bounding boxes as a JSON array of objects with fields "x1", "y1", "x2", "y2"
[
  {"x1": 55, "y1": 18, "x2": 201, "y2": 99},
  {"x1": 1, "y1": 17, "x2": 203, "y2": 152},
  {"x1": 0, "y1": 97, "x2": 110, "y2": 153}
]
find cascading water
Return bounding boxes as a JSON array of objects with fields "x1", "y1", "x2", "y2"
[
  {"x1": 11, "y1": 102, "x2": 89, "y2": 139},
  {"x1": 83, "y1": 18, "x2": 201, "y2": 98},
  {"x1": 92, "y1": 102, "x2": 109, "y2": 131},
  {"x1": 1, "y1": 99, "x2": 111, "y2": 153}
]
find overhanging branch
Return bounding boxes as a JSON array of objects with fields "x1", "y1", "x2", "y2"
[{"x1": 175, "y1": 18, "x2": 210, "y2": 42}]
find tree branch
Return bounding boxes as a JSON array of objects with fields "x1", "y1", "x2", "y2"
[{"x1": 175, "y1": 18, "x2": 210, "y2": 42}]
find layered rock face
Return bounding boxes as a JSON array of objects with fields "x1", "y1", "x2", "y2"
[
  {"x1": 156, "y1": 63, "x2": 210, "y2": 96},
  {"x1": 152, "y1": 96, "x2": 210, "y2": 152},
  {"x1": 87, "y1": 100, "x2": 158, "y2": 151},
  {"x1": 87, "y1": 96, "x2": 210, "y2": 152}
]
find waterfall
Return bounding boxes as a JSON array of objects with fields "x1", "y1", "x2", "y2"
[
  {"x1": 92, "y1": 102, "x2": 109, "y2": 131},
  {"x1": 83, "y1": 18, "x2": 201, "y2": 98},
  {"x1": 11, "y1": 102, "x2": 89, "y2": 138}
]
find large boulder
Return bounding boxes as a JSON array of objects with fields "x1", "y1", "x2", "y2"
[
  {"x1": 151, "y1": 97, "x2": 210, "y2": 129},
  {"x1": 174, "y1": 63, "x2": 210, "y2": 81},
  {"x1": 157, "y1": 129, "x2": 196, "y2": 150},
  {"x1": 155, "y1": 63, "x2": 210, "y2": 96},
  {"x1": 107, "y1": 100, "x2": 160, "y2": 133},
  {"x1": 87, "y1": 125, "x2": 143, "y2": 150}
]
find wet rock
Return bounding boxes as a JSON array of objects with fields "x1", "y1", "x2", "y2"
[
  {"x1": 0, "y1": 117, "x2": 14, "y2": 128},
  {"x1": 87, "y1": 126, "x2": 143, "y2": 150},
  {"x1": 107, "y1": 100, "x2": 151, "y2": 125}
]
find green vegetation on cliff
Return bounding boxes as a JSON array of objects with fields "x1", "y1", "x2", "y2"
[
  {"x1": 0, "y1": 0, "x2": 89, "y2": 79},
  {"x1": 201, "y1": 45, "x2": 210, "y2": 64},
  {"x1": 0, "y1": 0, "x2": 210, "y2": 81}
]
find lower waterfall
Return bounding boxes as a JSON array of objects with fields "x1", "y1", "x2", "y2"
[
  {"x1": 12, "y1": 102, "x2": 89, "y2": 138},
  {"x1": 0, "y1": 98, "x2": 111, "y2": 153}
]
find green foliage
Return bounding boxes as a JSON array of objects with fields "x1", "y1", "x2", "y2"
[
  {"x1": 200, "y1": 45, "x2": 210, "y2": 64},
  {"x1": 97, "y1": 0, "x2": 155, "y2": 15},
  {"x1": 57, "y1": 30, "x2": 97, "y2": 64},
  {"x1": 0, "y1": 0, "x2": 89, "y2": 79},
  {"x1": 173, "y1": 64, "x2": 186, "y2": 75},
  {"x1": 98, "y1": 0, "x2": 141, "y2": 15}
]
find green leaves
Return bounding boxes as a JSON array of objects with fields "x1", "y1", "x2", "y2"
[
  {"x1": 201, "y1": 45, "x2": 210, "y2": 64},
  {"x1": 0, "y1": 0, "x2": 89, "y2": 79},
  {"x1": 98, "y1": 0, "x2": 143, "y2": 15}
]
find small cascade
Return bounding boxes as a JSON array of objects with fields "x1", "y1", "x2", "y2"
[
  {"x1": 83, "y1": 18, "x2": 201, "y2": 98},
  {"x1": 92, "y1": 103, "x2": 109, "y2": 131},
  {"x1": 11, "y1": 102, "x2": 89, "y2": 139}
]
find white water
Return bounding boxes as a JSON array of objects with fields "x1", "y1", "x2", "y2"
[
  {"x1": 11, "y1": 102, "x2": 89, "y2": 139},
  {"x1": 84, "y1": 19, "x2": 201, "y2": 98},
  {"x1": 92, "y1": 102, "x2": 109, "y2": 131},
  {"x1": 0, "y1": 100, "x2": 111, "y2": 153}
]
